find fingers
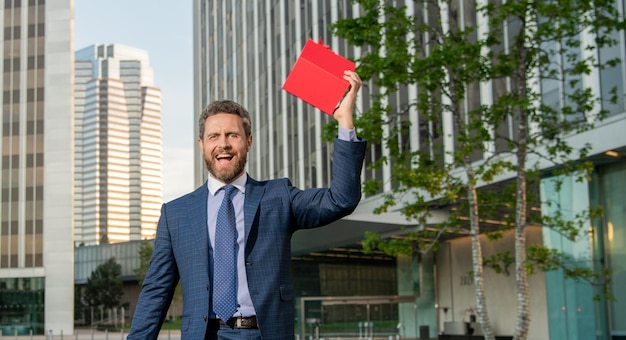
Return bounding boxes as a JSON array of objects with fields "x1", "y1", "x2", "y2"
[
  {"x1": 340, "y1": 70, "x2": 361, "y2": 109},
  {"x1": 333, "y1": 70, "x2": 361, "y2": 129},
  {"x1": 343, "y1": 70, "x2": 362, "y2": 97}
]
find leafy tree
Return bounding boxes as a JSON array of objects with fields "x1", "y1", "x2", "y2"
[
  {"x1": 134, "y1": 240, "x2": 154, "y2": 286},
  {"x1": 75, "y1": 285, "x2": 87, "y2": 324},
  {"x1": 330, "y1": 1, "x2": 622, "y2": 339},
  {"x1": 84, "y1": 257, "x2": 125, "y2": 313}
]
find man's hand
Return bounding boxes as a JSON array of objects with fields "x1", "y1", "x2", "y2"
[{"x1": 333, "y1": 70, "x2": 362, "y2": 129}]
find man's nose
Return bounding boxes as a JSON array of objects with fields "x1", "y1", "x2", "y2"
[{"x1": 217, "y1": 135, "x2": 231, "y2": 148}]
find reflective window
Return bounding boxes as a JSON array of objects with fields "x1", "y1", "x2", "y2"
[
  {"x1": 0, "y1": 277, "x2": 45, "y2": 335},
  {"x1": 541, "y1": 174, "x2": 596, "y2": 339},
  {"x1": 594, "y1": 163, "x2": 626, "y2": 337}
]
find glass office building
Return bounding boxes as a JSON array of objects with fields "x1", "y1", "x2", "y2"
[
  {"x1": 194, "y1": 1, "x2": 626, "y2": 339},
  {"x1": 541, "y1": 161, "x2": 626, "y2": 339},
  {"x1": 0, "y1": 0, "x2": 74, "y2": 336},
  {"x1": 74, "y1": 44, "x2": 163, "y2": 246}
]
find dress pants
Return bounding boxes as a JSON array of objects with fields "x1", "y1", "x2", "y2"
[{"x1": 205, "y1": 324, "x2": 262, "y2": 340}]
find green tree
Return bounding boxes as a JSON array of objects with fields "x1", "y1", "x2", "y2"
[
  {"x1": 85, "y1": 257, "x2": 125, "y2": 312},
  {"x1": 134, "y1": 240, "x2": 154, "y2": 286},
  {"x1": 75, "y1": 285, "x2": 87, "y2": 324},
  {"x1": 330, "y1": 1, "x2": 622, "y2": 339}
]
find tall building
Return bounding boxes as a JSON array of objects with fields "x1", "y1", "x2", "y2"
[
  {"x1": 194, "y1": 1, "x2": 626, "y2": 339},
  {"x1": 0, "y1": 0, "x2": 74, "y2": 336},
  {"x1": 74, "y1": 44, "x2": 162, "y2": 246}
]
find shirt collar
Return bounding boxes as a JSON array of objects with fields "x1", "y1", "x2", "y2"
[{"x1": 207, "y1": 172, "x2": 247, "y2": 196}]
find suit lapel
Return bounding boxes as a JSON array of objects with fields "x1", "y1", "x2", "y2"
[
  {"x1": 244, "y1": 178, "x2": 264, "y2": 251},
  {"x1": 188, "y1": 183, "x2": 210, "y2": 265}
]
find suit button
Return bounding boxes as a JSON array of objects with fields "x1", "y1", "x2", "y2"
[{"x1": 203, "y1": 315, "x2": 207, "y2": 322}]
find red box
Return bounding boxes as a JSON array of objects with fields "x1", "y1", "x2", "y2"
[{"x1": 282, "y1": 39, "x2": 356, "y2": 115}]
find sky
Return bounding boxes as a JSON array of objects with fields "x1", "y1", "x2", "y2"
[{"x1": 74, "y1": 1, "x2": 195, "y2": 202}]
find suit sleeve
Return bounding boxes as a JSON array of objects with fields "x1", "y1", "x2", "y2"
[
  {"x1": 291, "y1": 137, "x2": 366, "y2": 228},
  {"x1": 127, "y1": 204, "x2": 180, "y2": 339}
]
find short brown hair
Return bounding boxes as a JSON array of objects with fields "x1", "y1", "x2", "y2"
[{"x1": 198, "y1": 100, "x2": 252, "y2": 139}]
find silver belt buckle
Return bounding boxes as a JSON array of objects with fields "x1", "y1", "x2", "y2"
[{"x1": 236, "y1": 317, "x2": 243, "y2": 328}]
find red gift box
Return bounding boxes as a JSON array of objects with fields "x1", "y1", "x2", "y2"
[{"x1": 282, "y1": 39, "x2": 356, "y2": 115}]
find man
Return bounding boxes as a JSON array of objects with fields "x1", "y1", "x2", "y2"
[{"x1": 128, "y1": 70, "x2": 365, "y2": 339}]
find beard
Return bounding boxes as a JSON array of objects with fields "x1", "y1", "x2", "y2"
[{"x1": 205, "y1": 153, "x2": 247, "y2": 183}]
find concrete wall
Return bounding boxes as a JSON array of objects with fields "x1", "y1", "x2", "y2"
[
  {"x1": 43, "y1": 0, "x2": 74, "y2": 335},
  {"x1": 435, "y1": 227, "x2": 549, "y2": 338}
]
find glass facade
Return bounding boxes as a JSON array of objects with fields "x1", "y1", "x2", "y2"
[
  {"x1": 1, "y1": 0, "x2": 45, "y2": 270},
  {"x1": 541, "y1": 175, "x2": 597, "y2": 339},
  {"x1": 292, "y1": 252, "x2": 400, "y2": 339},
  {"x1": 0, "y1": 277, "x2": 44, "y2": 336},
  {"x1": 74, "y1": 240, "x2": 149, "y2": 284},
  {"x1": 195, "y1": 0, "x2": 350, "y2": 188},
  {"x1": 541, "y1": 159, "x2": 626, "y2": 340},
  {"x1": 74, "y1": 44, "x2": 163, "y2": 246},
  {"x1": 594, "y1": 162, "x2": 626, "y2": 339}
]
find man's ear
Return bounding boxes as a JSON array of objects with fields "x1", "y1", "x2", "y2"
[{"x1": 247, "y1": 135, "x2": 253, "y2": 151}]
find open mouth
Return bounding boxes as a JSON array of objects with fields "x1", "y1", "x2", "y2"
[{"x1": 216, "y1": 154, "x2": 234, "y2": 164}]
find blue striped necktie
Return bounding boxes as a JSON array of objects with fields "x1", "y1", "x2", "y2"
[{"x1": 213, "y1": 184, "x2": 238, "y2": 320}]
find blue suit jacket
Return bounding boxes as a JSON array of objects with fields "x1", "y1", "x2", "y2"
[{"x1": 128, "y1": 137, "x2": 366, "y2": 339}]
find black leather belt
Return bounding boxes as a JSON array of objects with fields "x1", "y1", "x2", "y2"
[{"x1": 212, "y1": 316, "x2": 258, "y2": 329}]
